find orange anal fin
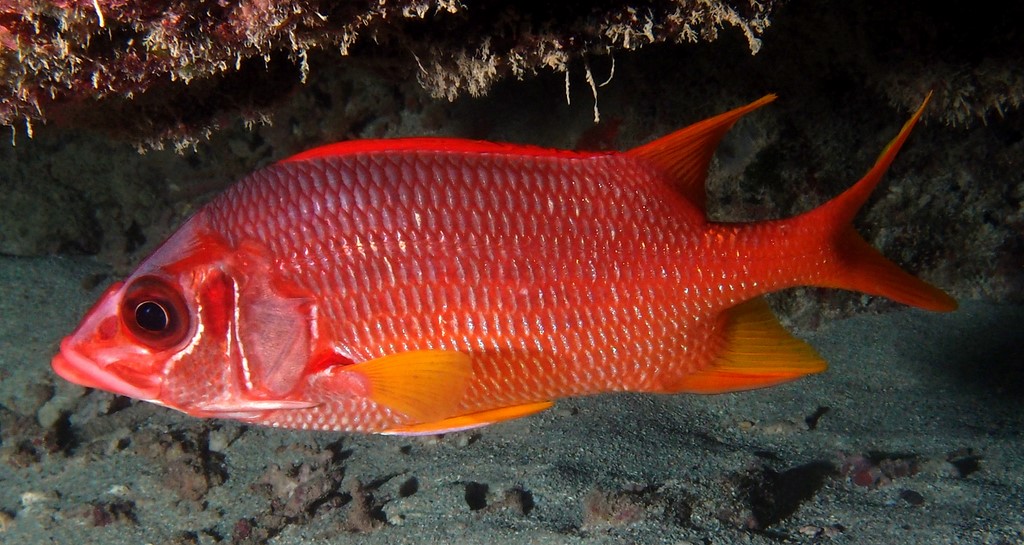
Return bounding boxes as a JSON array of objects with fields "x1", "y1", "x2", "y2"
[
  {"x1": 627, "y1": 95, "x2": 776, "y2": 211},
  {"x1": 381, "y1": 401, "x2": 555, "y2": 436},
  {"x1": 313, "y1": 350, "x2": 474, "y2": 424},
  {"x1": 670, "y1": 297, "x2": 827, "y2": 394}
]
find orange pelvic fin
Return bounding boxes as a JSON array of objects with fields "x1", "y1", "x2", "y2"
[
  {"x1": 628, "y1": 94, "x2": 776, "y2": 210},
  {"x1": 803, "y1": 93, "x2": 957, "y2": 312},
  {"x1": 348, "y1": 350, "x2": 474, "y2": 424},
  {"x1": 382, "y1": 400, "x2": 555, "y2": 436},
  {"x1": 669, "y1": 298, "x2": 826, "y2": 394}
]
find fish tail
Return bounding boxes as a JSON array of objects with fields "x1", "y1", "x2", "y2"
[{"x1": 804, "y1": 93, "x2": 957, "y2": 312}]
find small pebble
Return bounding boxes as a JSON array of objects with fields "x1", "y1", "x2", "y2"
[
  {"x1": 207, "y1": 425, "x2": 242, "y2": 453},
  {"x1": 761, "y1": 420, "x2": 806, "y2": 434},
  {"x1": 20, "y1": 490, "x2": 58, "y2": 511},
  {"x1": 798, "y1": 525, "x2": 822, "y2": 537},
  {"x1": 900, "y1": 489, "x2": 925, "y2": 506},
  {"x1": 3, "y1": 382, "x2": 53, "y2": 417},
  {"x1": 916, "y1": 458, "x2": 961, "y2": 479},
  {"x1": 414, "y1": 435, "x2": 442, "y2": 446},
  {"x1": 0, "y1": 510, "x2": 13, "y2": 532},
  {"x1": 798, "y1": 524, "x2": 845, "y2": 537},
  {"x1": 106, "y1": 484, "x2": 131, "y2": 497},
  {"x1": 36, "y1": 389, "x2": 83, "y2": 429},
  {"x1": 80, "y1": 273, "x2": 109, "y2": 291},
  {"x1": 823, "y1": 524, "x2": 845, "y2": 537}
]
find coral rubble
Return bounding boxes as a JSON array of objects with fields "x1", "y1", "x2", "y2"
[{"x1": 0, "y1": 0, "x2": 777, "y2": 140}]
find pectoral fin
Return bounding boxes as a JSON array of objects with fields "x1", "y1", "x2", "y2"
[
  {"x1": 670, "y1": 297, "x2": 827, "y2": 393},
  {"x1": 335, "y1": 350, "x2": 474, "y2": 424}
]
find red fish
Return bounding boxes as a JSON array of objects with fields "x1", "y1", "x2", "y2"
[{"x1": 52, "y1": 95, "x2": 956, "y2": 435}]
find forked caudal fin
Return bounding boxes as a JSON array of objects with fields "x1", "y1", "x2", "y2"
[
  {"x1": 659, "y1": 95, "x2": 955, "y2": 395},
  {"x1": 798, "y1": 92, "x2": 957, "y2": 312}
]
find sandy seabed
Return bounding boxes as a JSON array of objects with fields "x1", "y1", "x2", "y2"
[{"x1": 0, "y1": 255, "x2": 1021, "y2": 545}]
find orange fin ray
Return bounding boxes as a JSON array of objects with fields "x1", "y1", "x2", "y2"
[
  {"x1": 828, "y1": 93, "x2": 932, "y2": 225},
  {"x1": 628, "y1": 95, "x2": 776, "y2": 210},
  {"x1": 382, "y1": 401, "x2": 555, "y2": 436},
  {"x1": 799, "y1": 92, "x2": 957, "y2": 312},
  {"x1": 343, "y1": 350, "x2": 474, "y2": 424},
  {"x1": 830, "y1": 230, "x2": 958, "y2": 312},
  {"x1": 669, "y1": 298, "x2": 826, "y2": 394}
]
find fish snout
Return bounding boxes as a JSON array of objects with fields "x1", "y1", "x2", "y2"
[{"x1": 51, "y1": 338, "x2": 161, "y2": 401}]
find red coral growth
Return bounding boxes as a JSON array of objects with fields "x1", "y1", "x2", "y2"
[
  {"x1": 582, "y1": 484, "x2": 691, "y2": 529},
  {"x1": 839, "y1": 453, "x2": 916, "y2": 489},
  {"x1": 838, "y1": 449, "x2": 981, "y2": 490}
]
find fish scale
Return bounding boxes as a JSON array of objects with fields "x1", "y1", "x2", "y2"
[
  {"x1": 212, "y1": 153, "x2": 706, "y2": 404},
  {"x1": 52, "y1": 96, "x2": 956, "y2": 434}
]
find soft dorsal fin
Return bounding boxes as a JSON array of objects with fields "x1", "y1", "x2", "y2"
[
  {"x1": 668, "y1": 297, "x2": 826, "y2": 393},
  {"x1": 627, "y1": 95, "x2": 776, "y2": 211}
]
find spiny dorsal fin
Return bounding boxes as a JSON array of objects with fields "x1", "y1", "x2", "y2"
[
  {"x1": 627, "y1": 95, "x2": 776, "y2": 211},
  {"x1": 669, "y1": 297, "x2": 826, "y2": 394}
]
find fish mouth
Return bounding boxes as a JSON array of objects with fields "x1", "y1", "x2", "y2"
[{"x1": 52, "y1": 340, "x2": 160, "y2": 401}]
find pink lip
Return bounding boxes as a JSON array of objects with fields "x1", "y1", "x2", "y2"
[{"x1": 51, "y1": 340, "x2": 160, "y2": 401}]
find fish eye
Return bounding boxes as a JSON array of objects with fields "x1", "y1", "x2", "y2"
[
  {"x1": 134, "y1": 301, "x2": 169, "y2": 332},
  {"x1": 121, "y1": 276, "x2": 190, "y2": 349}
]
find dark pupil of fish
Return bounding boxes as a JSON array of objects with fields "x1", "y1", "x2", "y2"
[{"x1": 135, "y1": 301, "x2": 169, "y2": 332}]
